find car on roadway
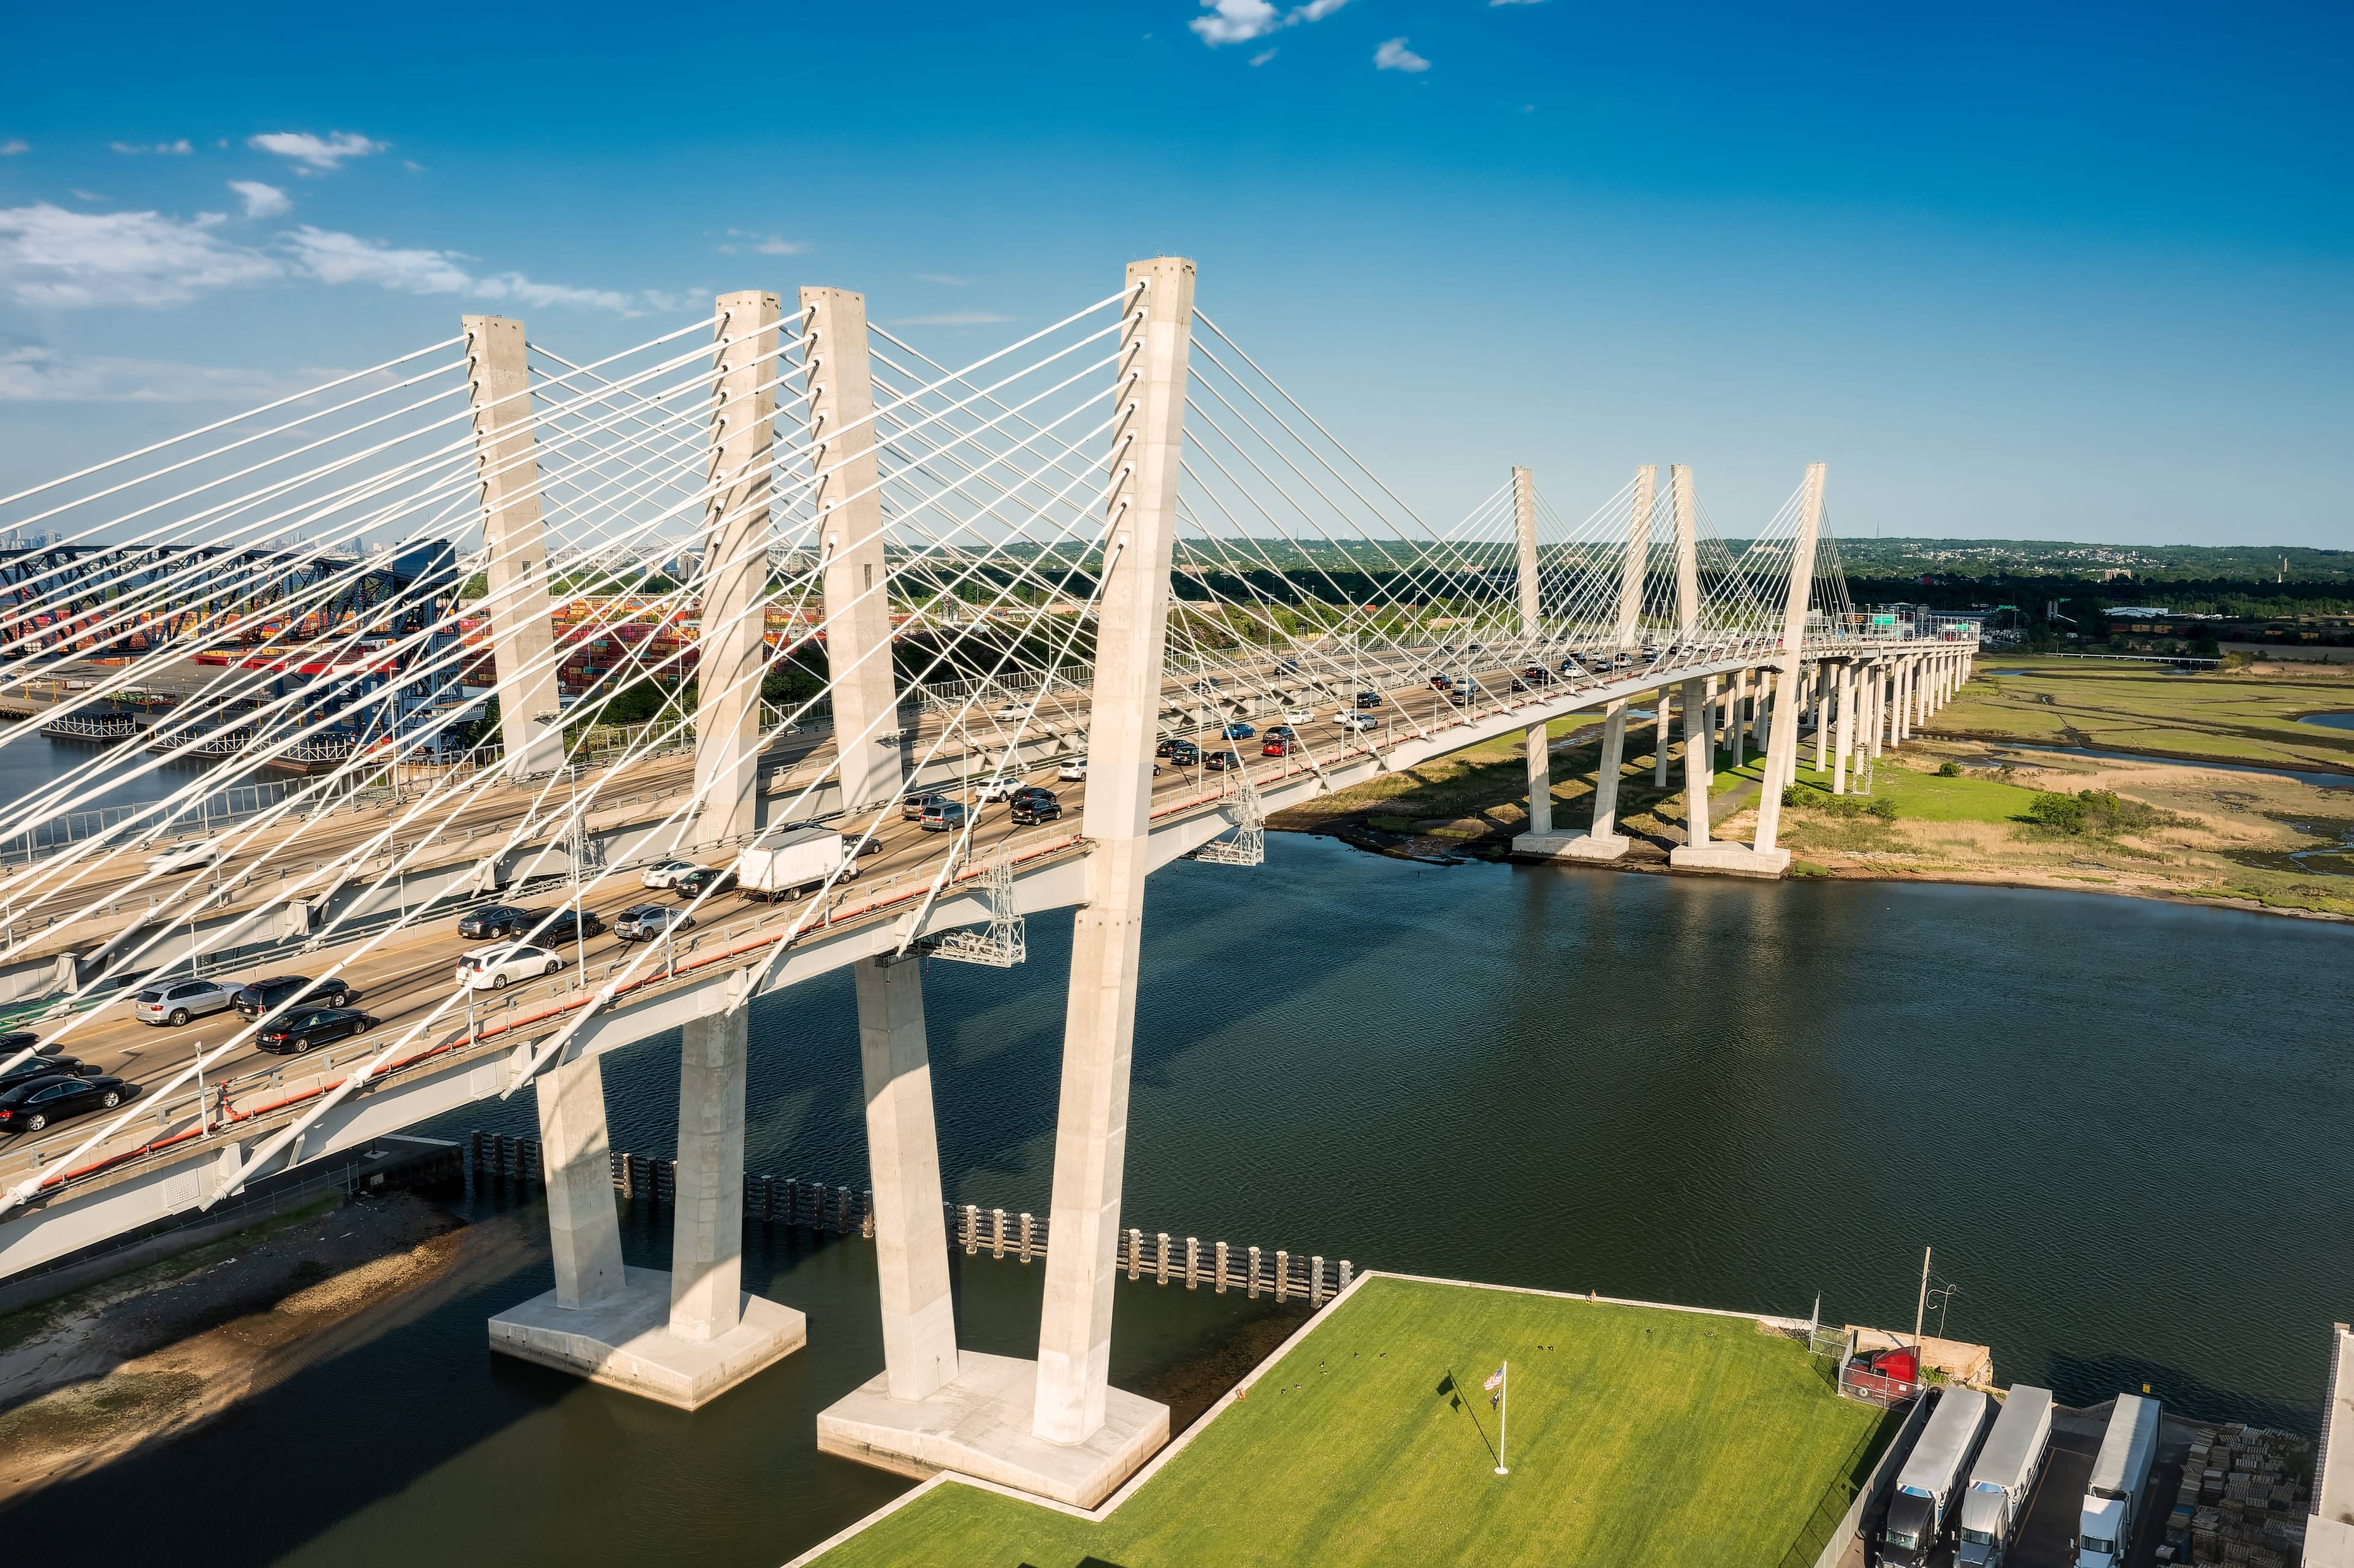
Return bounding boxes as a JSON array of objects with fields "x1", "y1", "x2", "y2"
[
  {"x1": 1011, "y1": 793, "x2": 1063, "y2": 825},
  {"x1": 255, "y1": 1007, "x2": 379, "y2": 1056},
  {"x1": 524, "y1": 908, "x2": 607, "y2": 943},
  {"x1": 1354, "y1": 691, "x2": 1382, "y2": 709},
  {"x1": 232, "y1": 974, "x2": 354, "y2": 1019},
  {"x1": 1159, "y1": 739, "x2": 1200, "y2": 767},
  {"x1": 1056, "y1": 758, "x2": 1087, "y2": 782},
  {"x1": 0, "y1": 1030, "x2": 43, "y2": 1059},
  {"x1": 1262, "y1": 736, "x2": 1292, "y2": 757},
  {"x1": 1334, "y1": 710, "x2": 1376, "y2": 731},
  {"x1": 144, "y1": 839, "x2": 224, "y2": 875},
  {"x1": 920, "y1": 800, "x2": 969, "y2": 833},
  {"x1": 615, "y1": 905, "x2": 694, "y2": 943},
  {"x1": 1283, "y1": 707, "x2": 1314, "y2": 726},
  {"x1": 1188, "y1": 677, "x2": 1222, "y2": 694},
  {"x1": 639, "y1": 858, "x2": 701, "y2": 889},
  {"x1": 454, "y1": 943, "x2": 565, "y2": 991},
  {"x1": 1266, "y1": 724, "x2": 1296, "y2": 739},
  {"x1": 1, "y1": 1053, "x2": 93, "y2": 1093},
  {"x1": 1204, "y1": 748, "x2": 1243, "y2": 772},
  {"x1": 456, "y1": 904, "x2": 535, "y2": 940},
  {"x1": 132, "y1": 978, "x2": 237, "y2": 1027},
  {"x1": 1222, "y1": 722, "x2": 1255, "y2": 739},
  {"x1": 992, "y1": 701, "x2": 1027, "y2": 721},
  {"x1": 1428, "y1": 674, "x2": 1453, "y2": 691},
  {"x1": 0, "y1": 1072, "x2": 134, "y2": 1136},
  {"x1": 975, "y1": 777, "x2": 1024, "y2": 803},
  {"x1": 902, "y1": 793, "x2": 951, "y2": 821},
  {"x1": 671, "y1": 866, "x2": 736, "y2": 900}
]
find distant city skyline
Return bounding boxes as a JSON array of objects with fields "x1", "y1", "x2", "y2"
[{"x1": 1, "y1": 0, "x2": 2347, "y2": 546}]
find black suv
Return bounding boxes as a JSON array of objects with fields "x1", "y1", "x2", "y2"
[
  {"x1": 457, "y1": 904, "x2": 533, "y2": 940},
  {"x1": 232, "y1": 974, "x2": 353, "y2": 1019},
  {"x1": 525, "y1": 909, "x2": 607, "y2": 943},
  {"x1": 1010, "y1": 788, "x2": 1062, "y2": 825},
  {"x1": 1158, "y1": 739, "x2": 1200, "y2": 766}
]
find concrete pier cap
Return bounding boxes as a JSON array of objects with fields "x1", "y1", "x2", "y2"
[{"x1": 490, "y1": 1265, "x2": 806, "y2": 1410}]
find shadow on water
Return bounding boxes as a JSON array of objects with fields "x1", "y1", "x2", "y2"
[{"x1": 5, "y1": 835, "x2": 2350, "y2": 1564}]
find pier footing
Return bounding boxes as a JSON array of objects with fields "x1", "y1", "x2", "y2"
[
  {"x1": 1667, "y1": 843, "x2": 1791, "y2": 879},
  {"x1": 1512, "y1": 829, "x2": 1631, "y2": 863},
  {"x1": 817, "y1": 1350, "x2": 1168, "y2": 1507},
  {"x1": 488, "y1": 1265, "x2": 805, "y2": 1410}
]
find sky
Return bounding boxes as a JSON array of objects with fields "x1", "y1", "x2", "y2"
[{"x1": 1, "y1": 0, "x2": 2348, "y2": 547}]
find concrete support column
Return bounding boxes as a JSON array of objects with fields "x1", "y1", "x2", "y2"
[
  {"x1": 803, "y1": 287, "x2": 906, "y2": 815},
  {"x1": 462, "y1": 316, "x2": 565, "y2": 778},
  {"x1": 694, "y1": 291, "x2": 782, "y2": 849},
  {"x1": 1726, "y1": 669, "x2": 1746, "y2": 768},
  {"x1": 1870, "y1": 665, "x2": 1887, "y2": 758},
  {"x1": 1652, "y1": 687, "x2": 1672, "y2": 786},
  {"x1": 1832, "y1": 663, "x2": 1855, "y2": 794},
  {"x1": 1701, "y1": 676, "x2": 1719, "y2": 772},
  {"x1": 1589, "y1": 701, "x2": 1628, "y2": 837},
  {"x1": 1524, "y1": 722, "x2": 1552, "y2": 836},
  {"x1": 1748, "y1": 463, "x2": 1826, "y2": 858},
  {"x1": 536, "y1": 1052, "x2": 626, "y2": 1309},
  {"x1": 1032, "y1": 257, "x2": 1194, "y2": 1447},
  {"x1": 669, "y1": 1005, "x2": 750, "y2": 1341},
  {"x1": 1682, "y1": 677, "x2": 1712, "y2": 847},
  {"x1": 1811, "y1": 668, "x2": 1831, "y2": 776},
  {"x1": 857, "y1": 953, "x2": 958, "y2": 1401}
]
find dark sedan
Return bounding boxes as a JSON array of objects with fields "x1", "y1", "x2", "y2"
[
  {"x1": 671, "y1": 867, "x2": 736, "y2": 900},
  {"x1": 1, "y1": 1052, "x2": 92, "y2": 1092},
  {"x1": 0, "y1": 1073, "x2": 132, "y2": 1136},
  {"x1": 523, "y1": 908, "x2": 607, "y2": 943},
  {"x1": 457, "y1": 904, "x2": 533, "y2": 940},
  {"x1": 233, "y1": 973, "x2": 353, "y2": 1018},
  {"x1": 1204, "y1": 748, "x2": 1243, "y2": 772},
  {"x1": 255, "y1": 1008, "x2": 378, "y2": 1056}
]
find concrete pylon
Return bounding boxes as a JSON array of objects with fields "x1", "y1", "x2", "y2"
[
  {"x1": 694, "y1": 291, "x2": 781, "y2": 850},
  {"x1": 669, "y1": 1007, "x2": 749, "y2": 1341},
  {"x1": 1512, "y1": 467, "x2": 1550, "y2": 838},
  {"x1": 1517, "y1": 468, "x2": 1653, "y2": 864},
  {"x1": 1832, "y1": 662, "x2": 1856, "y2": 794},
  {"x1": 852, "y1": 954, "x2": 957, "y2": 1400},
  {"x1": 1023, "y1": 258, "x2": 1190, "y2": 1483},
  {"x1": 802, "y1": 287, "x2": 906, "y2": 815},
  {"x1": 461, "y1": 316, "x2": 565, "y2": 778},
  {"x1": 1681, "y1": 676, "x2": 1712, "y2": 847},
  {"x1": 534, "y1": 1052, "x2": 625, "y2": 1309},
  {"x1": 1673, "y1": 462, "x2": 1823, "y2": 877}
]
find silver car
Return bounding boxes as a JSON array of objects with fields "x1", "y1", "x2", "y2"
[{"x1": 132, "y1": 978, "x2": 238, "y2": 1027}]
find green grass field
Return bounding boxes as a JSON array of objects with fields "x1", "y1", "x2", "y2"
[
  {"x1": 1935, "y1": 657, "x2": 2354, "y2": 773},
  {"x1": 811, "y1": 1277, "x2": 1895, "y2": 1568}
]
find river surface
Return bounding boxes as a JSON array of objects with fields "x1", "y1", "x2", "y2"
[
  {"x1": 9, "y1": 834, "x2": 2351, "y2": 1566},
  {"x1": 2299, "y1": 711, "x2": 2354, "y2": 731}
]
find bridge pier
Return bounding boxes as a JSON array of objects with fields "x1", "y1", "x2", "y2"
[
  {"x1": 462, "y1": 316, "x2": 566, "y2": 778},
  {"x1": 1832, "y1": 662, "x2": 1856, "y2": 794},
  {"x1": 693, "y1": 291, "x2": 782, "y2": 851}
]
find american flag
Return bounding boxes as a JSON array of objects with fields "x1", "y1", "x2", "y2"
[{"x1": 1484, "y1": 1366, "x2": 1506, "y2": 1406}]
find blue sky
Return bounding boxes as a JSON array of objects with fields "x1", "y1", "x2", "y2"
[{"x1": 2, "y1": 0, "x2": 2347, "y2": 545}]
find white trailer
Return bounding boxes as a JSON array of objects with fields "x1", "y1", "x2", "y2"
[
  {"x1": 1882, "y1": 1387, "x2": 1994, "y2": 1567},
  {"x1": 2077, "y1": 1393, "x2": 2159, "y2": 1568},
  {"x1": 1959, "y1": 1385, "x2": 2055, "y2": 1567},
  {"x1": 733, "y1": 828, "x2": 856, "y2": 902}
]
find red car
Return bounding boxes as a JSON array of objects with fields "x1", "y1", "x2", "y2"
[{"x1": 1262, "y1": 736, "x2": 1290, "y2": 756}]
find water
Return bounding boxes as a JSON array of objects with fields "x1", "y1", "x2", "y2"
[
  {"x1": 2298, "y1": 711, "x2": 2354, "y2": 731},
  {"x1": 9, "y1": 836, "x2": 2352, "y2": 1565}
]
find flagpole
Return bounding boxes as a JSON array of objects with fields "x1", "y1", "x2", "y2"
[{"x1": 1495, "y1": 1360, "x2": 1509, "y2": 1477}]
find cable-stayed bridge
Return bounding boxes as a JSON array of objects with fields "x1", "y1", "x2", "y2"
[{"x1": 0, "y1": 257, "x2": 1973, "y2": 1502}]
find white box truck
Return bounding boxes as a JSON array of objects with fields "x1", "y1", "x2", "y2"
[
  {"x1": 2077, "y1": 1393, "x2": 2159, "y2": 1568},
  {"x1": 1881, "y1": 1387, "x2": 1994, "y2": 1567},
  {"x1": 1959, "y1": 1385, "x2": 2055, "y2": 1567},
  {"x1": 733, "y1": 828, "x2": 856, "y2": 902}
]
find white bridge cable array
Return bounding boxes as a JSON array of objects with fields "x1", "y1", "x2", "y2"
[{"x1": 0, "y1": 270, "x2": 1951, "y2": 1220}]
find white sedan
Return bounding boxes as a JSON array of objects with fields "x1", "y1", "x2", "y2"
[
  {"x1": 992, "y1": 702, "x2": 1027, "y2": 722},
  {"x1": 640, "y1": 858, "x2": 700, "y2": 889},
  {"x1": 145, "y1": 839, "x2": 224, "y2": 875},
  {"x1": 1056, "y1": 758, "x2": 1087, "y2": 781},
  {"x1": 1334, "y1": 710, "x2": 1377, "y2": 731},
  {"x1": 455, "y1": 943, "x2": 565, "y2": 991}
]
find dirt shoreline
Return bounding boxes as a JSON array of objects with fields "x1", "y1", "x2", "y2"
[{"x1": 0, "y1": 1190, "x2": 528, "y2": 1509}]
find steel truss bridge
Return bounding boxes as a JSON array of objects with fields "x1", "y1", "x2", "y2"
[{"x1": 0, "y1": 257, "x2": 1973, "y2": 1501}]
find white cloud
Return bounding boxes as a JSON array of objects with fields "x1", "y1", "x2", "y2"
[
  {"x1": 1191, "y1": 0, "x2": 1279, "y2": 43},
  {"x1": 229, "y1": 180, "x2": 291, "y2": 219},
  {"x1": 284, "y1": 226, "x2": 647, "y2": 313},
  {"x1": 0, "y1": 140, "x2": 28, "y2": 157},
  {"x1": 109, "y1": 139, "x2": 194, "y2": 155},
  {"x1": 1190, "y1": 0, "x2": 1349, "y2": 45},
  {"x1": 888, "y1": 311, "x2": 1013, "y2": 328},
  {"x1": 0, "y1": 203, "x2": 280, "y2": 308},
  {"x1": 716, "y1": 229, "x2": 810, "y2": 256},
  {"x1": 1374, "y1": 36, "x2": 1431, "y2": 72},
  {"x1": 0, "y1": 345, "x2": 341, "y2": 403},
  {"x1": 1249, "y1": 48, "x2": 1278, "y2": 66},
  {"x1": 248, "y1": 131, "x2": 386, "y2": 171},
  {"x1": 915, "y1": 273, "x2": 970, "y2": 286}
]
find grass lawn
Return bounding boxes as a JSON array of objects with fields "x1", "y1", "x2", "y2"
[
  {"x1": 1936, "y1": 658, "x2": 2354, "y2": 774},
  {"x1": 811, "y1": 1277, "x2": 1895, "y2": 1568}
]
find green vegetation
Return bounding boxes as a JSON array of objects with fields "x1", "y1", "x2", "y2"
[
  {"x1": 1935, "y1": 657, "x2": 2354, "y2": 774},
  {"x1": 2021, "y1": 789, "x2": 2177, "y2": 837},
  {"x1": 813, "y1": 1277, "x2": 1894, "y2": 1568},
  {"x1": 1783, "y1": 783, "x2": 1898, "y2": 821}
]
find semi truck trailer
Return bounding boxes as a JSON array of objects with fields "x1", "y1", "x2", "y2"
[
  {"x1": 2077, "y1": 1393, "x2": 2160, "y2": 1568},
  {"x1": 733, "y1": 828, "x2": 856, "y2": 902},
  {"x1": 1959, "y1": 1385, "x2": 2055, "y2": 1567},
  {"x1": 1881, "y1": 1387, "x2": 1994, "y2": 1567}
]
